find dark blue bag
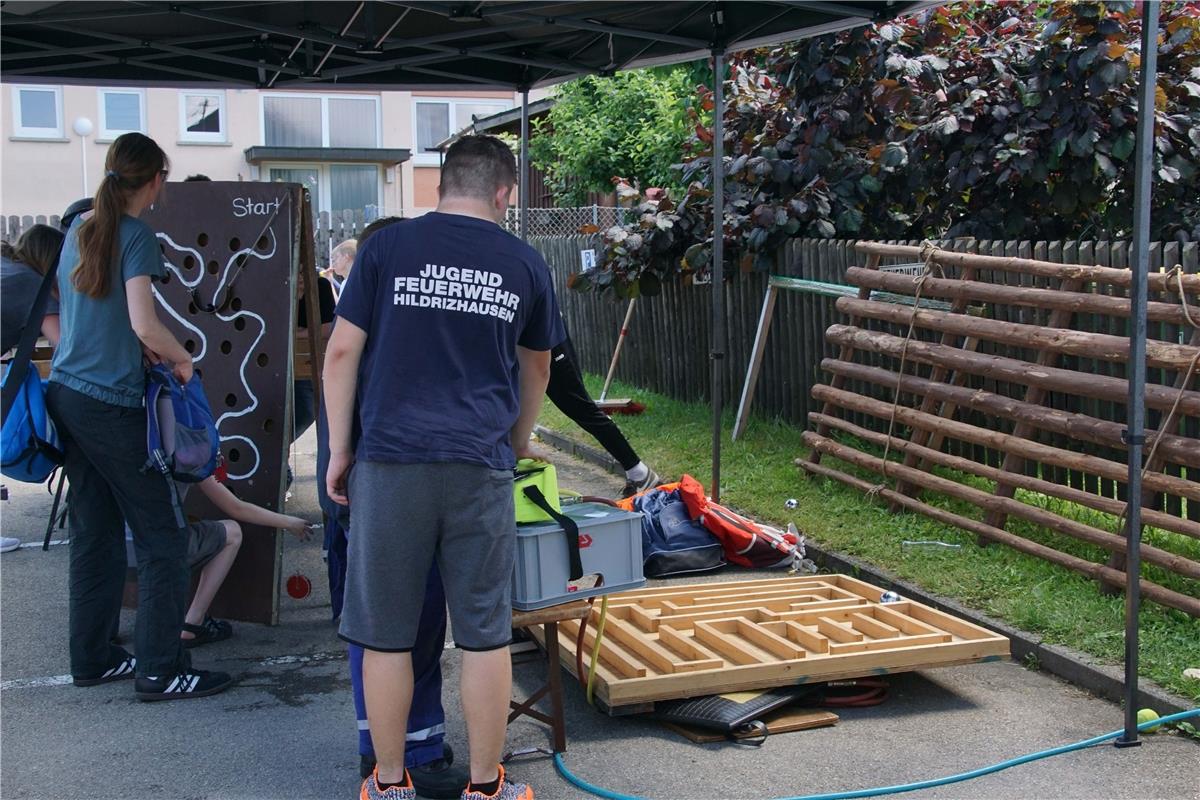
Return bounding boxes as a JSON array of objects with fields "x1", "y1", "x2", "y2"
[
  {"x1": 633, "y1": 488, "x2": 725, "y2": 578},
  {"x1": 143, "y1": 365, "x2": 218, "y2": 483}
]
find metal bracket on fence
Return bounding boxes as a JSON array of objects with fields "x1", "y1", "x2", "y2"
[{"x1": 1121, "y1": 430, "x2": 1146, "y2": 446}]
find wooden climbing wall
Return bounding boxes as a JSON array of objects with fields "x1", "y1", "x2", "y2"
[
  {"x1": 141, "y1": 181, "x2": 303, "y2": 625},
  {"x1": 544, "y1": 575, "x2": 1009, "y2": 710}
]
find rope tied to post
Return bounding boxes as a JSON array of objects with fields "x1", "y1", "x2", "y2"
[
  {"x1": 1111, "y1": 263, "x2": 1200, "y2": 539},
  {"x1": 866, "y1": 240, "x2": 944, "y2": 500}
]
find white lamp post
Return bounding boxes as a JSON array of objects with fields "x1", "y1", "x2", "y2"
[{"x1": 72, "y1": 117, "x2": 93, "y2": 196}]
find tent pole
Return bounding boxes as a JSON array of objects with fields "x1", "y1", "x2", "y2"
[
  {"x1": 519, "y1": 87, "x2": 530, "y2": 241},
  {"x1": 710, "y1": 47, "x2": 726, "y2": 503},
  {"x1": 1116, "y1": 0, "x2": 1158, "y2": 749}
]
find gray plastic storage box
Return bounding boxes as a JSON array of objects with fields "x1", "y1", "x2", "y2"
[{"x1": 512, "y1": 502, "x2": 645, "y2": 610}]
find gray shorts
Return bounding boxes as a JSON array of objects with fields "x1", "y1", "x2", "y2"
[
  {"x1": 338, "y1": 461, "x2": 516, "y2": 652},
  {"x1": 187, "y1": 520, "x2": 228, "y2": 569}
]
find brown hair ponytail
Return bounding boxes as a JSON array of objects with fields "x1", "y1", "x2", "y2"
[{"x1": 74, "y1": 132, "x2": 169, "y2": 298}]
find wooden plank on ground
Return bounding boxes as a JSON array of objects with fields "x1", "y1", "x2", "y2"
[{"x1": 534, "y1": 575, "x2": 1009, "y2": 709}]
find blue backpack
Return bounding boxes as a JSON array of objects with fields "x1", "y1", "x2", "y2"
[
  {"x1": 143, "y1": 365, "x2": 219, "y2": 483},
  {"x1": 1, "y1": 249, "x2": 64, "y2": 485},
  {"x1": 1, "y1": 364, "x2": 63, "y2": 483}
]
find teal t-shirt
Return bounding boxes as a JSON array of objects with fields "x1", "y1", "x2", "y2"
[{"x1": 50, "y1": 216, "x2": 164, "y2": 408}]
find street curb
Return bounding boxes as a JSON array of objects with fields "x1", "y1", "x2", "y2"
[{"x1": 533, "y1": 425, "x2": 1195, "y2": 717}]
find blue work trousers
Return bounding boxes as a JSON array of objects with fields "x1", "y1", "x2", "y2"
[{"x1": 350, "y1": 565, "x2": 448, "y2": 767}]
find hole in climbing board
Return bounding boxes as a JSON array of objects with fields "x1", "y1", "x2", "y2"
[
  {"x1": 231, "y1": 297, "x2": 243, "y2": 311},
  {"x1": 228, "y1": 448, "x2": 241, "y2": 463},
  {"x1": 263, "y1": 418, "x2": 274, "y2": 433},
  {"x1": 256, "y1": 353, "x2": 269, "y2": 367},
  {"x1": 234, "y1": 317, "x2": 246, "y2": 331},
  {"x1": 229, "y1": 237, "x2": 242, "y2": 252},
  {"x1": 220, "y1": 340, "x2": 232, "y2": 355},
  {"x1": 187, "y1": 302, "x2": 198, "y2": 315},
  {"x1": 256, "y1": 235, "x2": 270, "y2": 251},
  {"x1": 183, "y1": 255, "x2": 196, "y2": 271},
  {"x1": 197, "y1": 232, "x2": 209, "y2": 247},
  {"x1": 207, "y1": 260, "x2": 219, "y2": 275},
  {"x1": 224, "y1": 393, "x2": 238, "y2": 408},
  {"x1": 184, "y1": 339, "x2": 196, "y2": 354}
]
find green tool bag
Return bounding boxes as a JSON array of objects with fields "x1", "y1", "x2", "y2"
[
  {"x1": 513, "y1": 459, "x2": 560, "y2": 522},
  {"x1": 513, "y1": 459, "x2": 583, "y2": 581}
]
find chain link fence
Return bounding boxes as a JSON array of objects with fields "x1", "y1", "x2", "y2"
[
  {"x1": 3, "y1": 205, "x2": 632, "y2": 260},
  {"x1": 501, "y1": 206, "x2": 629, "y2": 238}
]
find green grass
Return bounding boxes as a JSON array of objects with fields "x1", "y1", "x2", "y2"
[{"x1": 538, "y1": 374, "x2": 1200, "y2": 702}]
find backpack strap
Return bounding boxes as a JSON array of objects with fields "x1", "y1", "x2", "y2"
[
  {"x1": 1, "y1": 248, "x2": 62, "y2": 426},
  {"x1": 42, "y1": 468, "x2": 67, "y2": 551},
  {"x1": 521, "y1": 484, "x2": 584, "y2": 581},
  {"x1": 142, "y1": 376, "x2": 169, "y2": 476}
]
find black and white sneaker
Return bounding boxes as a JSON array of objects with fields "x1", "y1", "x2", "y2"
[
  {"x1": 73, "y1": 651, "x2": 136, "y2": 687},
  {"x1": 135, "y1": 668, "x2": 233, "y2": 701},
  {"x1": 621, "y1": 468, "x2": 662, "y2": 498}
]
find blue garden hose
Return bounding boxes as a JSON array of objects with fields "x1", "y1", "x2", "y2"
[{"x1": 553, "y1": 708, "x2": 1200, "y2": 800}]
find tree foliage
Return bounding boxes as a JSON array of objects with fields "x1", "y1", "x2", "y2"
[
  {"x1": 529, "y1": 68, "x2": 695, "y2": 206},
  {"x1": 579, "y1": 1, "x2": 1200, "y2": 297}
]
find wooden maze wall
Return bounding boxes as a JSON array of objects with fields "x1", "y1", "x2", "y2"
[
  {"x1": 548, "y1": 575, "x2": 1009, "y2": 709},
  {"x1": 143, "y1": 182, "x2": 303, "y2": 624},
  {"x1": 800, "y1": 242, "x2": 1200, "y2": 616}
]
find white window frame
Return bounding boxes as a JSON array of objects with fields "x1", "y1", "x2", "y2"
[
  {"x1": 262, "y1": 161, "x2": 383, "y2": 215},
  {"x1": 10, "y1": 85, "x2": 64, "y2": 139},
  {"x1": 258, "y1": 92, "x2": 382, "y2": 149},
  {"x1": 179, "y1": 90, "x2": 227, "y2": 143},
  {"x1": 97, "y1": 88, "x2": 147, "y2": 140},
  {"x1": 411, "y1": 97, "x2": 511, "y2": 166}
]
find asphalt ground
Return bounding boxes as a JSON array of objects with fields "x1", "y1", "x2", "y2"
[{"x1": 1, "y1": 429, "x2": 1196, "y2": 800}]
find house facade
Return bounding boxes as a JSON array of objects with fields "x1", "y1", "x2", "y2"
[{"x1": 2, "y1": 82, "x2": 527, "y2": 220}]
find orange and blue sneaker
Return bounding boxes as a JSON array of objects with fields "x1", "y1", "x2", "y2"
[
  {"x1": 460, "y1": 765, "x2": 533, "y2": 800},
  {"x1": 360, "y1": 767, "x2": 415, "y2": 800}
]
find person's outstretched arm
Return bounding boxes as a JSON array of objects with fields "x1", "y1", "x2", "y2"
[
  {"x1": 195, "y1": 477, "x2": 314, "y2": 540},
  {"x1": 512, "y1": 346, "x2": 551, "y2": 459}
]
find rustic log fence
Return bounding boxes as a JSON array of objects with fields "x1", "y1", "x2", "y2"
[{"x1": 797, "y1": 242, "x2": 1199, "y2": 616}]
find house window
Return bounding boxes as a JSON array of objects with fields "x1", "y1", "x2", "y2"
[
  {"x1": 261, "y1": 93, "x2": 380, "y2": 148},
  {"x1": 266, "y1": 163, "x2": 382, "y2": 216},
  {"x1": 11, "y1": 86, "x2": 63, "y2": 139},
  {"x1": 413, "y1": 98, "x2": 510, "y2": 164},
  {"x1": 98, "y1": 89, "x2": 146, "y2": 139},
  {"x1": 180, "y1": 91, "x2": 226, "y2": 143}
]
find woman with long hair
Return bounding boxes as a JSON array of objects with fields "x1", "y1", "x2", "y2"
[
  {"x1": 46, "y1": 132, "x2": 232, "y2": 701},
  {"x1": 1, "y1": 223, "x2": 65, "y2": 354}
]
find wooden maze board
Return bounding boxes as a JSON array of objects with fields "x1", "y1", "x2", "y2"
[
  {"x1": 138, "y1": 181, "x2": 304, "y2": 624},
  {"x1": 538, "y1": 575, "x2": 1009, "y2": 711}
]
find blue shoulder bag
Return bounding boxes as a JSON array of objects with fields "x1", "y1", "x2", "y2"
[{"x1": 1, "y1": 251, "x2": 64, "y2": 483}]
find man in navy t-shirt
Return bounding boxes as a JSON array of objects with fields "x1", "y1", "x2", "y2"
[{"x1": 324, "y1": 135, "x2": 563, "y2": 800}]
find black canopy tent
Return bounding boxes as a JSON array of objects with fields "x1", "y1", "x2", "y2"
[{"x1": 1, "y1": 0, "x2": 1159, "y2": 746}]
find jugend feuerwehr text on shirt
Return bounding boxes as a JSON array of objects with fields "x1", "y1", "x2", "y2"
[{"x1": 394, "y1": 263, "x2": 520, "y2": 323}]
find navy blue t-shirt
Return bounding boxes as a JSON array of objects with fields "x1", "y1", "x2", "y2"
[{"x1": 335, "y1": 212, "x2": 565, "y2": 469}]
